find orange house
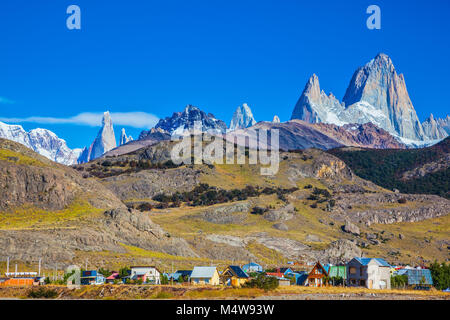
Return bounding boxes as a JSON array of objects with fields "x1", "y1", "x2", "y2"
[
  {"x1": 0, "y1": 277, "x2": 35, "y2": 286},
  {"x1": 306, "y1": 262, "x2": 329, "y2": 287}
]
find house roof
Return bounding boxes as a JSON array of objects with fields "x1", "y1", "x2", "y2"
[
  {"x1": 242, "y1": 262, "x2": 262, "y2": 268},
  {"x1": 325, "y1": 266, "x2": 347, "y2": 278},
  {"x1": 354, "y1": 257, "x2": 391, "y2": 267},
  {"x1": 175, "y1": 270, "x2": 192, "y2": 277},
  {"x1": 191, "y1": 267, "x2": 217, "y2": 279},
  {"x1": 106, "y1": 272, "x2": 120, "y2": 280},
  {"x1": 279, "y1": 268, "x2": 292, "y2": 274},
  {"x1": 227, "y1": 266, "x2": 249, "y2": 278}
]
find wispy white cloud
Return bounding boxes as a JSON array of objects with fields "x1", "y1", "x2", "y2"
[
  {"x1": 0, "y1": 111, "x2": 159, "y2": 129},
  {"x1": 0, "y1": 96, "x2": 15, "y2": 104}
]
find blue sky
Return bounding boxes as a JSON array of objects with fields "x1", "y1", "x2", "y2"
[{"x1": 0, "y1": 0, "x2": 449, "y2": 148}]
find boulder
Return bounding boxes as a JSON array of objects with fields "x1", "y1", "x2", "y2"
[{"x1": 342, "y1": 220, "x2": 360, "y2": 236}]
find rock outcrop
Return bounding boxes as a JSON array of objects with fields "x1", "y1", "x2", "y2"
[
  {"x1": 422, "y1": 114, "x2": 448, "y2": 140},
  {"x1": 119, "y1": 128, "x2": 133, "y2": 146}
]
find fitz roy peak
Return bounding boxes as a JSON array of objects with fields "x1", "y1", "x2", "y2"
[
  {"x1": 291, "y1": 53, "x2": 448, "y2": 142},
  {"x1": 0, "y1": 121, "x2": 81, "y2": 165},
  {"x1": 78, "y1": 111, "x2": 117, "y2": 163},
  {"x1": 229, "y1": 103, "x2": 257, "y2": 131}
]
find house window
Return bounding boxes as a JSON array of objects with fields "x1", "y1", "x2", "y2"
[
  {"x1": 360, "y1": 280, "x2": 366, "y2": 286},
  {"x1": 349, "y1": 267, "x2": 357, "y2": 275}
]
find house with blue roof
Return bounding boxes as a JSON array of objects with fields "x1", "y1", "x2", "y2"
[
  {"x1": 347, "y1": 257, "x2": 391, "y2": 289},
  {"x1": 242, "y1": 262, "x2": 263, "y2": 273},
  {"x1": 221, "y1": 265, "x2": 249, "y2": 287}
]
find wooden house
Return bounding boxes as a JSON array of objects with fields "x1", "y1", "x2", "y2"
[{"x1": 306, "y1": 262, "x2": 329, "y2": 287}]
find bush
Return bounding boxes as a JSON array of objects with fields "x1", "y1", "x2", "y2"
[
  {"x1": 243, "y1": 274, "x2": 279, "y2": 291},
  {"x1": 251, "y1": 206, "x2": 268, "y2": 215},
  {"x1": 28, "y1": 287, "x2": 58, "y2": 299},
  {"x1": 391, "y1": 274, "x2": 408, "y2": 288},
  {"x1": 430, "y1": 261, "x2": 450, "y2": 290},
  {"x1": 137, "y1": 202, "x2": 154, "y2": 212}
]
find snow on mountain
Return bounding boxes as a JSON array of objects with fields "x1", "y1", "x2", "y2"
[
  {"x1": 229, "y1": 103, "x2": 257, "y2": 131},
  {"x1": 290, "y1": 53, "x2": 446, "y2": 145},
  {"x1": 0, "y1": 121, "x2": 80, "y2": 165},
  {"x1": 153, "y1": 105, "x2": 227, "y2": 136},
  {"x1": 119, "y1": 128, "x2": 133, "y2": 146},
  {"x1": 77, "y1": 111, "x2": 117, "y2": 163}
]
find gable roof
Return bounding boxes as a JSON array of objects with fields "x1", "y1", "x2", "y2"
[
  {"x1": 227, "y1": 266, "x2": 249, "y2": 278},
  {"x1": 354, "y1": 257, "x2": 391, "y2": 267},
  {"x1": 191, "y1": 266, "x2": 217, "y2": 279}
]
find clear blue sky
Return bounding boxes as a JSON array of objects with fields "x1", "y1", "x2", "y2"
[{"x1": 0, "y1": 0, "x2": 449, "y2": 148}]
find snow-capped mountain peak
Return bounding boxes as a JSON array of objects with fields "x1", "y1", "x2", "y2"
[
  {"x1": 291, "y1": 53, "x2": 448, "y2": 144},
  {"x1": 0, "y1": 121, "x2": 81, "y2": 165},
  {"x1": 229, "y1": 103, "x2": 257, "y2": 131}
]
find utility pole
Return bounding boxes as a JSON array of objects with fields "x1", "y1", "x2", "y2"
[
  {"x1": 38, "y1": 259, "x2": 41, "y2": 276},
  {"x1": 6, "y1": 257, "x2": 9, "y2": 275},
  {"x1": 15, "y1": 264, "x2": 17, "y2": 277},
  {"x1": 171, "y1": 262, "x2": 173, "y2": 286}
]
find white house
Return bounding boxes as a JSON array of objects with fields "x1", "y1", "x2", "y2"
[
  {"x1": 130, "y1": 266, "x2": 161, "y2": 284},
  {"x1": 346, "y1": 258, "x2": 391, "y2": 289}
]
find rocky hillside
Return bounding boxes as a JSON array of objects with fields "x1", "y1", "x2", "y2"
[
  {"x1": 328, "y1": 137, "x2": 450, "y2": 199},
  {"x1": 70, "y1": 137, "x2": 450, "y2": 268},
  {"x1": 0, "y1": 139, "x2": 197, "y2": 269}
]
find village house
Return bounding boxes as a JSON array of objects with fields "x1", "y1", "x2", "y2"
[
  {"x1": 306, "y1": 262, "x2": 329, "y2": 287},
  {"x1": 130, "y1": 266, "x2": 161, "y2": 284},
  {"x1": 190, "y1": 266, "x2": 220, "y2": 285},
  {"x1": 347, "y1": 258, "x2": 391, "y2": 289},
  {"x1": 80, "y1": 270, "x2": 105, "y2": 285},
  {"x1": 220, "y1": 265, "x2": 249, "y2": 287},
  {"x1": 105, "y1": 272, "x2": 120, "y2": 284},
  {"x1": 175, "y1": 270, "x2": 193, "y2": 282},
  {"x1": 241, "y1": 262, "x2": 263, "y2": 273}
]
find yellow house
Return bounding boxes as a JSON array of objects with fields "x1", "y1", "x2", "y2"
[
  {"x1": 190, "y1": 267, "x2": 220, "y2": 285},
  {"x1": 221, "y1": 265, "x2": 249, "y2": 287}
]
